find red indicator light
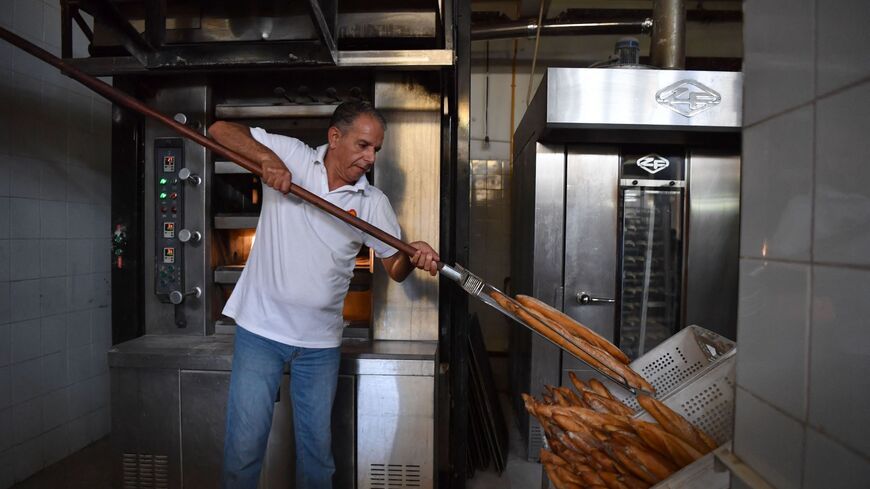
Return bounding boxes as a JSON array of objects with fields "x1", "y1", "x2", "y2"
[{"x1": 169, "y1": 192, "x2": 177, "y2": 200}]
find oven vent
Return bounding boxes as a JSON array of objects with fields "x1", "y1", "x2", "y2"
[
  {"x1": 369, "y1": 463, "x2": 422, "y2": 488},
  {"x1": 529, "y1": 421, "x2": 544, "y2": 460},
  {"x1": 122, "y1": 453, "x2": 169, "y2": 489}
]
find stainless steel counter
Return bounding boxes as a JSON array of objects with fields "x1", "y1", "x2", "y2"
[{"x1": 109, "y1": 335, "x2": 437, "y2": 489}]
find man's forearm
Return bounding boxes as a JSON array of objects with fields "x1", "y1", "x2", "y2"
[{"x1": 208, "y1": 121, "x2": 274, "y2": 168}]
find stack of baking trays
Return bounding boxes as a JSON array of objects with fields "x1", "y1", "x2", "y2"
[{"x1": 488, "y1": 290, "x2": 735, "y2": 489}]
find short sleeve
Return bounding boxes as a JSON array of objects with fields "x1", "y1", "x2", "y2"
[
  {"x1": 249, "y1": 127, "x2": 309, "y2": 180},
  {"x1": 363, "y1": 195, "x2": 402, "y2": 258}
]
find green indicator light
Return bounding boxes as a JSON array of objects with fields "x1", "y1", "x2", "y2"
[
  {"x1": 159, "y1": 178, "x2": 167, "y2": 185},
  {"x1": 159, "y1": 192, "x2": 167, "y2": 199}
]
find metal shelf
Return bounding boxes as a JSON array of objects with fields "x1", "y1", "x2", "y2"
[
  {"x1": 215, "y1": 104, "x2": 339, "y2": 119},
  {"x1": 214, "y1": 214, "x2": 259, "y2": 229},
  {"x1": 214, "y1": 265, "x2": 244, "y2": 284}
]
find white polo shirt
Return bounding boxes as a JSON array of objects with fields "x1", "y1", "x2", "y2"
[{"x1": 222, "y1": 127, "x2": 401, "y2": 348}]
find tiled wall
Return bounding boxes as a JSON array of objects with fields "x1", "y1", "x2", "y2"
[
  {"x1": 0, "y1": 2, "x2": 112, "y2": 487},
  {"x1": 735, "y1": 0, "x2": 870, "y2": 487}
]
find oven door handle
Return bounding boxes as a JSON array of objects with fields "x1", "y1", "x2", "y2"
[{"x1": 576, "y1": 292, "x2": 616, "y2": 305}]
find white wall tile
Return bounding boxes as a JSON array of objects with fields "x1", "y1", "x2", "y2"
[
  {"x1": 39, "y1": 162, "x2": 66, "y2": 203},
  {"x1": 804, "y1": 428, "x2": 870, "y2": 488},
  {"x1": 66, "y1": 414, "x2": 89, "y2": 454},
  {"x1": 66, "y1": 310, "x2": 91, "y2": 348},
  {"x1": 0, "y1": 242, "x2": 8, "y2": 282},
  {"x1": 8, "y1": 158, "x2": 41, "y2": 200},
  {"x1": 66, "y1": 203, "x2": 92, "y2": 239},
  {"x1": 40, "y1": 424, "x2": 69, "y2": 468},
  {"x1": 39, "y1": 239, "x2": 66, "y2": 277},
  {"x1": 0, "y1": 407, "x2": 10, "y2": 453},
  {"x1": 87, "y1": 406, "x2": 109, "y2": 442},
  {"x1": 12, "y1": 436, "x2": 42, "y2": 483},
  {"x1": 40, "y1": 350, "x2": 66, "y2": 394},
  {"x1": 39, "y1": 276, "x2": 66, "y2": 316},
  {"x1": 12, "y1": 0, "x2": 44, "y2": 44},
  {"x1": 40, "y1": 314, "x2": 65, "y2": 355},
  {"x1": 67, "y1": 345, "x2": 91, "y2": 384},
  {"x1": 42, "y1": 4, "x2": 61, "y2": 50},
  {"x1": 809, "y1": 265, "x2": 870, "y2": 458},
  {"x1": 9, "y1": 199, "x2": 39, "y2": 239},
  {"x1": 94, "y1": 273, "x2": 109, "y2": 308},
  {"x1": 0, "y1": 282, "x2": 8, "y2": 325},
  {"x1": 0, "y1": 0, "x2": 11, "y2": 29},
  {"x1": 67, "y1": 239, "x2": 91, "y2": 275},
  {"x1": 0, "y1": 366, "x2": 8, "y2": 409},
  {"x1": 68, "y1": 274, "x2": 94, "y2": 310},
  {"x1": 92, "y1": 238, "x2": 110, "y2": 273},
  {"x1": 817, "y1": 0, "x2": 870, "y2": 95},
  {"x1": 740, "y1": 106, "x2": 814, "y2": 260},
  {"x1": 67, "y1": 378, "x2": 90, "y2": 419},
  {"x1": 0, "y1": 325, "x2": 8, "y2": 367},
  {"x1": 733, "y1": 387, "x2": 804, "y2": 489},
  {"x1": 12, "y1": 396, "x2": 41, "y2": 444},
  {"x1": 92, "y1": 307, "x2": 110, "y2": 351},
  {"x1": 0, "y1": 198, "x2": 9, "y2": 238},
  {"x1": 10, "y1": 279, "x2": 39, "y2": 322},
  {"x1": 814, "y1": 81, "x2": 870, "y2": 266},
  {"x1": 0, "y1": 447, "x2": 13, "y2": 489},
  {"x1": 10, "y1": 319, "x2": 40, "y2": 363},
  {"x1": 743, "y1": 0, "x2": 815, "y2": 125},
  {"x1": 39, "y1": 200, "x2": 66, "y2": 239},
  {"x1": 11, "y1": 357, "x2": 41, "y2": 403},
  {"x1": 41, "y1": 387, "x2": 68, "y2": 432},
  {"x1": 9, "y1": 240, "x2": 38, "y2": 281}
]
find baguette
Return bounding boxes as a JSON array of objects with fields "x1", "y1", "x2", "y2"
[
  {"x1": 629, "y1": 419, "x2": 703, "y2": 467},
  {"x1": 589, "y1": 378, "x2": 616, "y2": 400},
  {"x1": 601, "y1": 472, "x2": 649, "y2": 489},
  {"x1": 554, "y1": 465, "x2": 585, "y2": 486},
  {"x1": 583, "y1": 391, "x2": 635, "y2": 417},
  {"x1": 527, "y1": 308, "x2": 654, "y2": 393},
  {"x1": 516, "y1": 294, "x2": 631, "y2": 364},
  {"x1": 605, "y1": 442, "x2": 660, "y2": 485},
  {"x1": 540, "y1": 448, "x2": 569, "y2": 467},
  {"x1": 637, "y1": 395, "x2": 716, "y2": 453}
]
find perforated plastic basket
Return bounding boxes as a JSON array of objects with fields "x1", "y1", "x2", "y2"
[{"x1": 607, "y1": 324, "x2": 736, "y2": 412}]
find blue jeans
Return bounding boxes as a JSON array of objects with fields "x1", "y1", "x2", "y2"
[{"x1": 222, "y1": 326, "x2": 341, "y2": 489}]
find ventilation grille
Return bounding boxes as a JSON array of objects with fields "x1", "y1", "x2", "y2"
[
  {"x1": 122, "y1": 453, "x2": 169, "y2": 489},
  {"x1": 369, "y1": 463, "x2": 422, "y2": 488},
  {"x1": 529, "y1": 422, "x2": 544, "y2": 459},
  {"x1": 680, "y1": 384, "x2": 732, "y2": 443},
  {"x1": 641, "y1": 347, "x2": 704, "y2": 394}
]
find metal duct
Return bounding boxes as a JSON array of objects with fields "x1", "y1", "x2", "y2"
[
  {"x1": 650, "y1": 0, "x2": 686, "y2": 69},
  {"x1": 471, "y1": 18, "x2": 652, "y2": 41}
]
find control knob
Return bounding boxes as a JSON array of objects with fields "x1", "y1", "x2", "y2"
[
  {"x1": 178, "y1": 228, "x2": 202, "y2": 243},
  {"x1": 178, "y1": 168, "x2": 202, "y2": 186},
  {"x1": 169, "y1": 286, "x2": 202, "y2": 305}
]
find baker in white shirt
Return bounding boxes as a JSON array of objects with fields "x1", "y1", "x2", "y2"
[{"x1": 209, "y1": 101, "x2": 439, "y2": 489}]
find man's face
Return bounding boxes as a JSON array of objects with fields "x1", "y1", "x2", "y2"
[{"x1": 327, "y1": 114, "x2": 384, "y2": 186}]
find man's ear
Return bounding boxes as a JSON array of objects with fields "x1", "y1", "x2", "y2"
[{"x1": 328, "y1": 126, "x2": 341, "y2": 148}]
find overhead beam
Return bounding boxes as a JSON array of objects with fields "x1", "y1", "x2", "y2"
[
  {"x1": 143, "y1": 0, "x2": 166, "y2": 48},
  {"x1": 79, "y1": 0, "x2": 153, "y2": 66}
]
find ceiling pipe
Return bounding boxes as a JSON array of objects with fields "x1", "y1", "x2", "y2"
[
  {"x1": 650, "y1": 0, "x2": 686, "y2": 69},
  {"x1": 471, "y1": 18, "x2": 653, "y2": 41}
]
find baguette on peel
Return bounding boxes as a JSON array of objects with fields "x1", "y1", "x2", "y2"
[
  {"x1": 590, "y1": 378, "x2": 616, "y2": 400},
  {"x1": 584, "y1": 392, "x2": 635, "y2": 417},
  {"x1": 637, "y1": 395, "x2": 716, "y2": 453},
  {"x1": 516, "y1": 294, "x2": 631, "y2": 364}
]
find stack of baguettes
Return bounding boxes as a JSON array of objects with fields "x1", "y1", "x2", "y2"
[
  {"x1": 523, "y1": 373, "x2": 719, "y2": 489},
  {"x1": 488, "y1": 292, "x2": 654, "y2": 393}
]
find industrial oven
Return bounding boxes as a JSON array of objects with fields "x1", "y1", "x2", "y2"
[
  {"x1": 509, "y1": 67, "x2": 742, "y2": 460},
  {"x1": 108, "y1": 70, "x2": 445, "y2": 488}
]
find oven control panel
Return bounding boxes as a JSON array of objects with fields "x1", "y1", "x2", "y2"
[{"x1": 154, "y1": 138, "x2": 184, "y2": 299}]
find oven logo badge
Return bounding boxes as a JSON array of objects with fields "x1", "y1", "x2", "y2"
[
  {"x1": 637, "y1": 154, "x2": 670, "y2": 174},
  {"x1": 655, "y1": 79, "x2": 721, "y2": 117}
]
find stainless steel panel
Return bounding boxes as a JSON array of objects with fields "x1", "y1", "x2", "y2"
[
  {"x1": 144, "y1": 82, "x2": 211, "y2": 335},
  {"x1": 336, "y1": 50, "x2": 453, "y2": 67},
  {"x1": 352, "y1": 358, "x2": 435, "y2": 377},
  {"x1": 213, "y1": 214, "x2": 258, "y2": 229},
  {"x1": 685, "y1": 151, "x2": 740, "y2": 339},
  {"x1": 562, "y1": 147, "x2": 620, "y2": 376},
  {"x1": 546, "y1": 68, "x2": 742, "y2": 129},
  {"x1": 215, "y1": 104, "x2": 338, "y2": 119},
  {"x1": 357, "y1": 374, "x2": 434, "y2": 489},
  {"x1": 214, "y1": 160, "x2": 251, "y2": 174},
  {"x1": 372, "y1": 73, "x2": 441, "y2": 341},
  {"x1": 214, "y1": 266, "x2": 243, "y2": 284}
]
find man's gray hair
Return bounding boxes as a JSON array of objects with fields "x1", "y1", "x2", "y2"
[{"x1": 329, "y1": 101, "x2": 387, "y2": 133}]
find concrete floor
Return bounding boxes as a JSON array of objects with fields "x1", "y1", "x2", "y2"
[{"x1": 11, "y1": 404, "x2": 541, "y2": 489}]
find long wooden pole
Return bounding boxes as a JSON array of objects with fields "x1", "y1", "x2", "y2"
[{"x1": 0, "y1": 26, "x2": 422, "y2": 259}]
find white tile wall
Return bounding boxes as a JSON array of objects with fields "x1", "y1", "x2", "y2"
[
  {"x1": 741, "y1": 106, "x2": 814, "y2": 260},
  {"x1": 813, "y1": 82, "x2": 870, "y2": 267},
  {"x1": 803, "y1": 428, "x2": 870, "y2": 489},
  {"x1": 0, "y1": 3, "x2": 111, "y2": 487},
  {"x1": 737, "y1": 2, "x2": 870, "y2": 486},
  {"x1": 816, "y1": 0, "x2": 870, "y2": 96},
  {"x1": 742, "y1": 0, "x2": 815, "y2": 125},
  {"x1": 808, "y1": 265, "x2": 870, "y2": 457},
  {"x1": 733, "y1": 387, "x2": 805, "y2": 489}
]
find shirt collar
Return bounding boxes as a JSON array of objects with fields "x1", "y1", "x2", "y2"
[{"x1": 315, "y1": 143, "x2": 369, "y2": 194}]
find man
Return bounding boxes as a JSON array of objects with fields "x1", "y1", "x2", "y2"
[{"x1": 209, "y1": 101, "x2": 439, "y2": 489}]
